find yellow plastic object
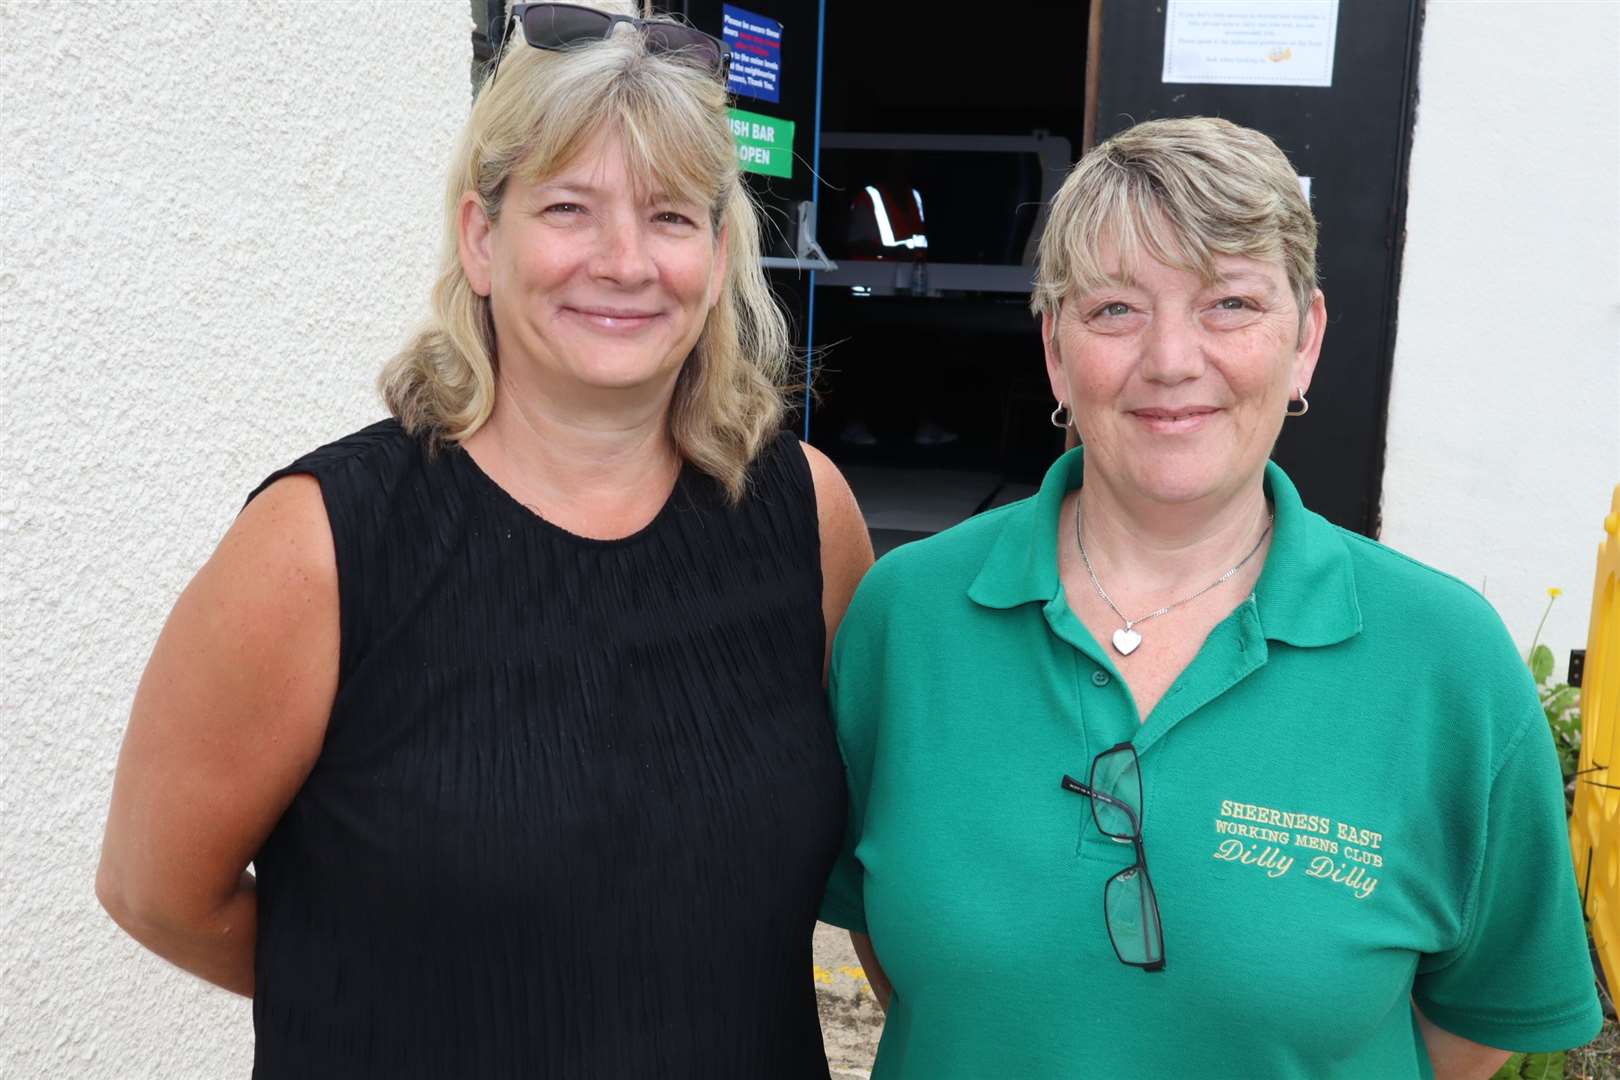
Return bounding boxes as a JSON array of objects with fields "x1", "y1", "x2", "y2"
[{"x1": 1570, "y1": 485, "x2": 1620, "y2": 994}]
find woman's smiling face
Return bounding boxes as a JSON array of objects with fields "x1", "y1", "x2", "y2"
[
  {"x1": 461, "y1": 133, "x2": 726, "y2": 401},
  {"x1": 1045, "y1": 242, "x2": 1325, "y2": 511}
]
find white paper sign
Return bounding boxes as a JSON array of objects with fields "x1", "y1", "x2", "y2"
[{"x1": 1163, "y1": 0, "x2": 1339, "y2": 87}]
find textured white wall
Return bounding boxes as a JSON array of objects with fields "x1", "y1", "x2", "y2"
[
  {"x1": 1, "y1": 2, "x2": 469, "y2": 1075},
  {"x1": 1383, "y1": 0, "x2": 1620, "y2": 670},
  {"x1": 5, "y1": 0, "x2": 1616, "y2": 1074}
]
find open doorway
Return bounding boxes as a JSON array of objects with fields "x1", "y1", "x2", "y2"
[{"x1": 806, "y1": 2, "x2": 1093, "y2": 553}]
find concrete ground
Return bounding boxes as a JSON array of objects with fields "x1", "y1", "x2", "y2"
[{"x1": 813, "y1": 921, "x2": 885, "y2": 1078}]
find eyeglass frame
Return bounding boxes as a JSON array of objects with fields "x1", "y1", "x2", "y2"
[
  {"x1": 1061, "y1": 740, "x2": 1167, "y2": 972},
  {"x1": 487, "y1": 3, "x2": 733, "y2": 88}
]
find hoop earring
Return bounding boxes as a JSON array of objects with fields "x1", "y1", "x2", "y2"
[
  {"x1": 1286, "y1": 389, "x2": 1309, "y2": 417},
  {"x1": 1050, "y1": 402, "x2": 1072, "y2": 429}
]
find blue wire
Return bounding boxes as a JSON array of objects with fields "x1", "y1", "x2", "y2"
[{"x1": 803, "y1": 0, "x2": 827, "y2": 442}]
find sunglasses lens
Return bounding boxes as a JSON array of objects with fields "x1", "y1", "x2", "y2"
[
  {"x1": 1105, "y1": 866, "x2": 1163, "y2": 967},
  {"x1": 642, "y1": 25, "x2": 727, "y2": 71},
  {"x1": 521, "y1": 4, "x2": 613, "y2": 49}
]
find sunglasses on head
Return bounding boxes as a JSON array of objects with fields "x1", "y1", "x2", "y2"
[{"x1": 488, "y1": 3, "x2": 731, "y2": 87}]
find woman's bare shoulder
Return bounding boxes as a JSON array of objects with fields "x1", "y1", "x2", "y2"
[
  {"x1": 98, "y1": 472, "x2": 341, "y2": 938},
  {"x1": 144, "y1": 469, "x2": 340, "y2": 762},
  {"x1": 799, "y1": 440, "x2": 871, "y2": 563}
]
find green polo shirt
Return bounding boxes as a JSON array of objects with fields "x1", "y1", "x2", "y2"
[{"x1": 820, "y1": 448, "x2": 1599, "y2": 1079}]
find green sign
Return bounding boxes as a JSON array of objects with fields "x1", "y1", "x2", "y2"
[{"x1": 728, "y1": 108, "x2": 794, "y2": 179}]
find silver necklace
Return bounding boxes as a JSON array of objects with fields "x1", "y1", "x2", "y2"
[{"x1": 1074, "y1": 498, "x2": 1272, "y2": 656}]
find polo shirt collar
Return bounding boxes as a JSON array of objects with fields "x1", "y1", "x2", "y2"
[
  {"x1": 1253, "y1": 461, "x2": 1362, "y2": 647},
  {"x1": 966, "y1": 447, "x2": 1361, "y2": 648},
  {"x1": 966, "y1": 447, "x2": 1079, "y2": 611}
]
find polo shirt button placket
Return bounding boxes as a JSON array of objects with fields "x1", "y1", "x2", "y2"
[{"x1": 1091, "y1": 670, "x2": 1111, "y2": 688}]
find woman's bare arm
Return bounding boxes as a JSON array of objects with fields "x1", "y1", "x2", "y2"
[
  {"x1": 851, "y1": 931, "x2": 893, "y2": 1011},
  {"x1": 802, "y1": 442, "x2": 874, "y2": 679},
  {"x1": 95, "y1": 475, "x2": 339, "y2": 996},
  {"x1": 1415, "y1": 1003, "x2": 1512, "y2": 1080},
  {"x1": 802, "y1": 443, "x2": 887, "y2": 1011}
]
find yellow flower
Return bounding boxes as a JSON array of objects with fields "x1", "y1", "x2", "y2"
[{"x1": 1548, "y1": 587, "x2": 1564, "y2": 599}]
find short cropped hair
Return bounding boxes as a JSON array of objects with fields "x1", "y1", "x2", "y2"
[
  {"x1": 1031, "y1": 116, "x2": 1318, "y2": 329},
  {"x1": 380, "y1": 1, "x2": 789, "y2": 502}
]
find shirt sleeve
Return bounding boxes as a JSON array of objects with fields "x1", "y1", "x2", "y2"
[
  {"x1": 1411, "y1": 709, "x2": 1602, "y2": 1053},
  {"x1": 817, "y1": 634, "x2": 870, "y2": 934},
  {"x1": 818, "y1": 827, "x2": 868, "y2": 933},
  {"x1": 817, "y1": 562, "x2": 896, "y2": 935}
]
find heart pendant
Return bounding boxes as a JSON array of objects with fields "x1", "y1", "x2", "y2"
[{"x1": 1111, "y1": 627, "x2": 1143, "y2": 656}]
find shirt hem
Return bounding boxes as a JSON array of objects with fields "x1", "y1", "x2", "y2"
[
  {"x1": 817, "y1": 904, "x2": 869, "y2": 935},
  {"x1": 1413, "y1": 996, "x2": 1603, "y2": 1054}
]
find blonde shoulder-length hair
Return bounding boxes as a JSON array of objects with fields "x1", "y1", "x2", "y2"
[{"x1": 380, "y1": 6, "x2": 790, "y2": 503}]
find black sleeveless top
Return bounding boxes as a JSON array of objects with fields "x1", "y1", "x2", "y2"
[{"x1": 245, "y1": 420, "x2": 846, "y2": 1079}]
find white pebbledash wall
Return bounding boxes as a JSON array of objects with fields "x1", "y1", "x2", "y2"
[
  {"x1": 1, "y1": 4, "x2": 469, "y2": 1076},
  {"x1": 1382, "y1": 1, "x2": 1620, "y2": 669},
  {"x1": 4, "y1": 1, "x2": 1619, "y2": 1077}
]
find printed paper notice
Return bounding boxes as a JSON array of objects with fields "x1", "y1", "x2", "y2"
[
  {"x1": 723, "y1": 5, "x2": 783, "y2": 104},
  {"x1": 1162, "y1": 1, "x2": 1339, "y2": 87}
]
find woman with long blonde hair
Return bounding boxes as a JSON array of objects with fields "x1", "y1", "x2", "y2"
[{"x1": 96, "y1": 4, "x2": 871, "y2": 1075}]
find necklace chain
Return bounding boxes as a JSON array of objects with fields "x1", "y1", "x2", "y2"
[{"x1": 1074, "y1": 496, "x2": 1272, "y2": 650}]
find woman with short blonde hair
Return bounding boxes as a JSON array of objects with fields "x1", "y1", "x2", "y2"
[
  {"x1": 97, "y1": 4, "x2": 872, "y2": 1075},
  {"x1": 822, "y1": 116, "x2": 1597, "y2": 1078}
]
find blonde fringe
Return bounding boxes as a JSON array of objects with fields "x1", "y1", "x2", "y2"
[{"x1": 1031, "y1": 117, "x2": 1318, "y2": 326}]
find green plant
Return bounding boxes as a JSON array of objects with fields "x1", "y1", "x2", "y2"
[
  {"x1": 1528, "y1": 588, "x2": 1582, "y2": 812},
  {"x1": 1491, "y1": 1049, "x2": 1568, "y2": 1080}
]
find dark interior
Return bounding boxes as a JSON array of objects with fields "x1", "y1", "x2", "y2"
[
  {"x1": 805, "y1": 2, "x2": 1092, "y2": 549},
  {"x1": 519, "y1": 0, "x2": 1417, "y2": 546}
]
